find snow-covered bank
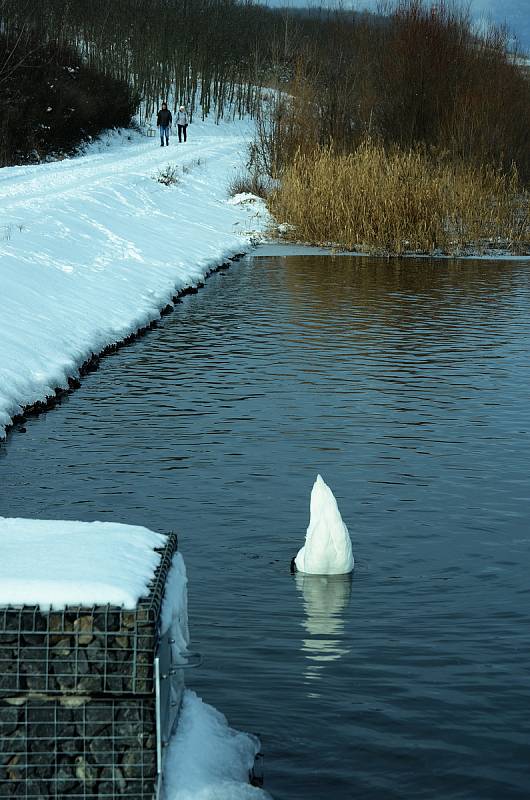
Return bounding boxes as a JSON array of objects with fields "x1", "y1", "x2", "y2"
[
  {"x1": 0, "y1": 116, "x2": 269, "y2": 439},
  {"x1": 164, "y1": 690, "x2": 270, "y2": 800}
]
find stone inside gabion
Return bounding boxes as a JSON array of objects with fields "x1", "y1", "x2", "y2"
[
  {"x1": 0, "y1": 697, "x2": 157, "y2": 799},
  {"x1": 0, "y1": 609, "x2": 156, "y2": 695}
]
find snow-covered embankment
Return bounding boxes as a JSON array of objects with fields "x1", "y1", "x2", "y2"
[{"x1": 0, "y1": 117, "x2": 269, "y2": 438}]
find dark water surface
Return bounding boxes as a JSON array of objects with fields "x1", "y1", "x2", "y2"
[{"x1": 2, "y1": 254, "x2": 530, "y2": 799}]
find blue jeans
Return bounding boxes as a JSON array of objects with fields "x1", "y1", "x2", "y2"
[{"x1": 160, "y1": 126, "x2": 170, "y2": 144}]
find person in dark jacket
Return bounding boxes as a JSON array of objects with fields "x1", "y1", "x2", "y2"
[{"x1": 156, "y1": 102, "x2": 172, "y2": 146}]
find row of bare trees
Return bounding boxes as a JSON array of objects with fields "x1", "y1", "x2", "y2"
[
  {"x1": 0, "y1": 0, "x2": 290, "y2": 163},
  {"x1": 255, "y1": 1, "x2": 530, "y2": 183},
  {"x1": 0, "y1": 0, "x2": 301, "y2": 120}
]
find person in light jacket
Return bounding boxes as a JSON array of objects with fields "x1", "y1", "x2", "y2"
[
  {"x1": 176, "y1": 106, "x2": 189, "y2": 143},
  {"x1": 156, "y1": 102, "x2": 172, "y2": 146}
]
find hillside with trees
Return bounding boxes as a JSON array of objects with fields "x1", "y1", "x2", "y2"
[{"x1": 1, "y1": 0, "x2": 528, "y2": 253}]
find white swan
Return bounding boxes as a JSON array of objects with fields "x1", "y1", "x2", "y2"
[{"x1": 294, "y1": 475, "x2": 354, "y2": 575}]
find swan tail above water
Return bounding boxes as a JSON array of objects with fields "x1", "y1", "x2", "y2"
[{"x1": 294, "y1": 475, "x2": 354, "y2": 575}]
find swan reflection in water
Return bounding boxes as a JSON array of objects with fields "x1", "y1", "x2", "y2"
[{"x1": 295, "y1": 572, "x2": 352, "y2": 692}]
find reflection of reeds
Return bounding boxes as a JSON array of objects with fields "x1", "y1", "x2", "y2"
[{"x1": 270, "y1": 143, "x2": 530, "y2": 256}]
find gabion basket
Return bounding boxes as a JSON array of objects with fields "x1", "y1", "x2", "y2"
[
  {"x1": 0, "y1": 534, "x2": 178, "y2": 697},
  {"x1": 0, "y1": 696, "x2": 158, "y2": 799}
]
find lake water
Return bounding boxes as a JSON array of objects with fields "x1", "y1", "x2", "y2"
[{"x1": 1, "y1": 252, "x2": 530, "y2": 799}]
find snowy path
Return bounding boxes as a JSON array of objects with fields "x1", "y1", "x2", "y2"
[
  {"x1": 0, "y1": 127, "x2": 243, "y2": 208},
  {"x1": 0, "y1": 117, "x2": 268, "y2": 437}
]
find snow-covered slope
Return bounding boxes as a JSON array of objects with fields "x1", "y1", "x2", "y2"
[{"x1": 0, "y1": 117, "x2": 268, "y2": 438}]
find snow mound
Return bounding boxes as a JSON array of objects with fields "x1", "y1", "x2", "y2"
[
  {"x1": 163, "y1": 690, "x2": 271, "y2": 800},
  {"x1": 227, "y1": 192, "x2": 261, "y2": 205},
  {"x1": 161, "y1": 552, "x2": 190, "y2": 667},
  {"x1": 294, "y1": 475, "x2": 354, "y2": 575},
  {"x1": 0, "y1": 518, "x2": 167, "y2": 609}
]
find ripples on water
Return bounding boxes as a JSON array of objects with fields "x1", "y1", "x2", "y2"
[{"x1": 1, "y1": 254, "x2": 530, "y2": 799}]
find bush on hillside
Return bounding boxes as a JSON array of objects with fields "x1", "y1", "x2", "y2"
[
  {"x1": 155, "y1": 165, "x2": 180, "y2": 186},
  {"x1": 0, "y1": 31, "x2": 140, "y2": 166}
]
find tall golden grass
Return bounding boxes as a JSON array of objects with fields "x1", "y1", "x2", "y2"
[{"x1": 269, "y1": 142, "x2": 530, "y2": 255}]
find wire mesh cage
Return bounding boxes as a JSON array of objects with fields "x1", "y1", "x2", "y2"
[
  {"x1": 0, "y1": 534, "x2": 178, "y2": 697},
  {"x1": 0, "y1": 696, "x2": 158, "y2": 799}
]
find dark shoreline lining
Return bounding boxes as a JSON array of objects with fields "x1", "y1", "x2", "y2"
[{"x1": 2, "y1": 255, "x2": 244, "y2": 442}]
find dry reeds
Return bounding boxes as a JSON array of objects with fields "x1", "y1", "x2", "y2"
[{"x1": 269, "y1": 142, "x2": 530, "y2": 255}]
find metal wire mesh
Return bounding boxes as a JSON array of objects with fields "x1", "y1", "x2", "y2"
[
  {"x1": 0, "y1": 696, "x2": 157, "y2": 798},
  {"x1": 0, "y1": 534, "x2": 178, "y2": 697}
]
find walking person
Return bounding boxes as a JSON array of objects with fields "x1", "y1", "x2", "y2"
[
  {"x1": 156, "y1": 101, "x2": 172, "y2": 146},
  {"x1": 176, "y1": 105, "x2": 189, "y2": 143}
]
